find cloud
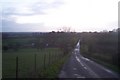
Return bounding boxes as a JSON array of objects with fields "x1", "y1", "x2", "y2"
[
  {"x1": 2, "y1": 0, "x2": 64, "y2": 16},
  {"x1": 1, "y1": 0, "x2": 118, "y2": 32},
  {"x1": 1, "y1": 0, "x2": 64, "y2": 32},
  {"x1": 2, "y1": 19, "x2": 46, "y2": 32}
]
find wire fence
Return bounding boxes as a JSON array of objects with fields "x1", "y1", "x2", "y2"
[{"x1": 3, "y1": 48, "x2": 65, "y2": 78}]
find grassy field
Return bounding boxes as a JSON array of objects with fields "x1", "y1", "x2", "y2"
[
  {"x1": 2, "y1": 48, "x2": 63, "y2": 78},
  {"x1": 2, "y1": 32, "x2": 78, "y2": 78}
]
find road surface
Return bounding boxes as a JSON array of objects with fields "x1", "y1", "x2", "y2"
[{"x1": 59, "y1": 40, "x2": 119, "y2": 78}]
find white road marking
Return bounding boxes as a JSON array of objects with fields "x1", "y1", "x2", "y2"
[
  {"x1": 97, "y1": 65, "x2": 113, "y2": 74},
  {"x1": 82, "y1": 62, "x2": 100, "y2": 78},
  {"x1": 75, "y1": 52, "x2": 76, "y2": 54},
  {"x1": 74, "y1": 74, "x2": 78, "y2": 76},
  {"x1": 105, "y1": 69, "x2": 112, "y2": 73},
  {"x1": 88, "y1": 59, "x2": 115, "y2": 74},
  {"x1": 75, "y1": 56, "x2": 84, "y2": 67},
  {"x1": 81, "y1": 57, "x2": 114, "y2": 77},
  {"x1": 80, "y1": 55, "x2": 115, "y2": 77},
  {"x1": 81, "y1": 57, "x2": 90, "y2": 61},
  {"x1": 74, "y1": 74, "x2": 85, "y2": 78},
  {"x1": 76, "y1": 56, "x2": 100, "y2": 78},
  {"x1": 77, "y1": 76, "x2": 85, "y2": 78},
  {"x1": 73, "y1": 68, "x2": 77, "y2": 70},
  {"x1": 74, "y1": 40, "x2": 100, "y2": 78},
  {"x1": 84, "y1": 67, "x2": 87, "y2": 70}
]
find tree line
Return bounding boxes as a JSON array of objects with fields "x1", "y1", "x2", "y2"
[
  {"x1": 3, "y1": 32, "x2": 79, "y2": 55},
  {"x1": 80, "y1": 28, "x2": 119, "y2": 70}
]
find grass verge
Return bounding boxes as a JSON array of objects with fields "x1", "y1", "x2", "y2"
[{"x1": 38, "y1": 53, "x2": 70, "y2": 78}]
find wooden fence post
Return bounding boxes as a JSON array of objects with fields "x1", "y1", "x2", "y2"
[
  {"x1": 49, "y1": 52, "x2": 50, "y2": 65},
  {"x1": 51, "y1": 53, "x2": 53, "y2": 64},
  {"x1": 16, "y1": 56, "x2": 18, "y2": 79},
  {"x1": 34, "y1": 53, "x2": 37, "y2": 72},
  {"x1": 44, "y1": 53, "x2": 46, "y2": 70}
]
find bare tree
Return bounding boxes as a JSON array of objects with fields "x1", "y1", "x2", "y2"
[{"x1": 58, "y1": 27, "x2": 73, "y2": 32}]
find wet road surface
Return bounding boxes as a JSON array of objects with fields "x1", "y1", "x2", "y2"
[{"x1": 59, "y1": 40, "x2": 119, "y2": 79}]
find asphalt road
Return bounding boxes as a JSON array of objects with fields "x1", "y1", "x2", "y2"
[{"x1": 59, "y1": 40, "x2": 119, "y2": 78}]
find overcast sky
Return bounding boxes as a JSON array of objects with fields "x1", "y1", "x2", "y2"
[{"x1": 1, "y1": 0, "x2": 119, "y2": 32}]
